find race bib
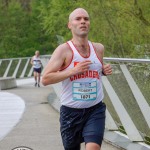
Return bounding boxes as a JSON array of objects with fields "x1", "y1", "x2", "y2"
[{"x1": 72, "y1": 81, "x2": 97, "y2": 101}]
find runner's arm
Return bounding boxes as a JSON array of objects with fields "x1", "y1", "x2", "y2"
[
  {"x1": 30, "y1": 57, "x2": 33, "y2": 65},
  {"x1": 94, "y1": 43, "x2": 112, "y2": 75},
  {"x1": 42, "y1": 45, "x2": 92, "y2": 85}
]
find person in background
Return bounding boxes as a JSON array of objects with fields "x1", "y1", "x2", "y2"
[
  {"x1": 42, "y1": 8, "x2": 112, "y2": 150},
  {"x1": 30, "y1": 50, "x2": 42, "y2": 87}
]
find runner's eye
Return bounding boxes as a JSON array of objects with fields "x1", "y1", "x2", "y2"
[
  {"x1": 76, "y1": 17, "x2": 81, "y2": 20},
  {"x1": 84, "y1": 17, "x2": 89, "y2": 21}
]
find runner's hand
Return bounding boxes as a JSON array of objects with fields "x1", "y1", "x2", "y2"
[
  {"x1": 72, "y1": 60, "x2": 92, "y2": 75},
  {"x1": 102, "y1": 64, "x2": 112, "y2": 75}
]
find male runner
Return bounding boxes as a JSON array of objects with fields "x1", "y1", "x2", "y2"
[
  {"x1": 42, "y1": 8, "x2": 112, "y2": 150},
  {"x1": 31, "y1": 50, "x2": 42, "y2": 87}
]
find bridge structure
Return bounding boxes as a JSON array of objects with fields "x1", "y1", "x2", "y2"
[{"x1": 0, "y1": 56, "x2": 150, "y2": 150}]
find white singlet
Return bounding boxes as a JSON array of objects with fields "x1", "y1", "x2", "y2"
[
  {"x1": 33, "y1": 56, "x2": 41, "y2": 69},
  {"x1": 60, "y1": 40, "x2": 104, "y2": 108}
]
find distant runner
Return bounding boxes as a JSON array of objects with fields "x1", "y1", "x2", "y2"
[{"x1": 31, "y1": 50, "x2": 42, "y2": 87}]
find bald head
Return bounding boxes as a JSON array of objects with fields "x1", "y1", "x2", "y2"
[{"x1": 69, "y1": 8, "x2": 89, "y2": 21}]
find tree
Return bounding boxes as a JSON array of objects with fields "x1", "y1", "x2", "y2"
[{"x1": 0, "y1": 0, "x2": 149, "y2": 58}]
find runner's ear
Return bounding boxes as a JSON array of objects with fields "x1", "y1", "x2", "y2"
[{"x1": 68, "y1": 22, "x2": 71, "y2": 30}]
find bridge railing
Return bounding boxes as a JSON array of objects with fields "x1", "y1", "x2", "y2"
[
  {"x1": 103, "y1": 58, "x2": 150, "y2": 145},
  {"x1": 0, "y1": 55, "x2": 50, "y2": 78},
  {"x1": 0, "y1": 56, "x2": 150, "y2": 145}
]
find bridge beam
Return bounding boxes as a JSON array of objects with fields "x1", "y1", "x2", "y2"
[{"x1": 102, "y1": 76, "x2": 143, "y2": 142}]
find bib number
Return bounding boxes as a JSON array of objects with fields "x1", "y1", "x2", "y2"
[{"x1": 72, "y1": 81, "x2": 97, "y2": 101}]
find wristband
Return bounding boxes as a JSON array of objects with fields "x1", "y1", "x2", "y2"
[{"x1": 102, "y1": 71, "x2": 107, "y2": 76}]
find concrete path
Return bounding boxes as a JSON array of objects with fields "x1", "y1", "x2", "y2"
[
  {"x1": 0, "y1": 92, "x2": 25, "y2": 141},
  {"x1": 0, "y1": 79, "x2": 121, "y2": 150}
]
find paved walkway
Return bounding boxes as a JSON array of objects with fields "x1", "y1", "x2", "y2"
[{"x1": 0, "y1": 78, "x2": 121, "y2": 150}]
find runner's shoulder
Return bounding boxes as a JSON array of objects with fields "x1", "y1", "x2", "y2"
[
  {"x1": 92, "y1": 42, "x2": 104, "y2": 51},
  {"x1": 92, "y1": 42, "x2": 104, "y2": 55},
  {"x1": 56, "y1": 43, "x2": 70, "y2": 51},
  {"x1": 52, "y1": 43, "x2": 72, "y2": 61},
  {"x1": 54, "y1": 43, "x2": 71, "y2": 56}
]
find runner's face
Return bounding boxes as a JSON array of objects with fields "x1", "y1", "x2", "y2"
[
  {"x1": 68, "y1": 9, "x2": 90, "y2": 37},
  {"x1": 35, "y1": 51, "x2": 39, "y2": 56}
]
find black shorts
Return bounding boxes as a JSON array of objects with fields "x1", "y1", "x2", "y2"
[
  {"x1": 33, "y1": 68, "x2": 41, "y2": 73},
  {"x1": 60, "y1": 101, "x2": 106, "y2": 150}
]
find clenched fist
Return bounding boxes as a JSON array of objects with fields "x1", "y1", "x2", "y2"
[{"x1": 102, "y1": 64, "x2": 112, "y2": 75}]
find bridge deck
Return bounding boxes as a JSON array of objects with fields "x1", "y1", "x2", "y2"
[{"x1": 0, "y1": 78, "x2": 121, "y2": 150}]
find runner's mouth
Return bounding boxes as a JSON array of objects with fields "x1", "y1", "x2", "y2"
[{"x1": 80, "y1": 26, "x2": 87, "y2": 29}]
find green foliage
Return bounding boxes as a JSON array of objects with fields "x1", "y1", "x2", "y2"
[
  {"x1": 0, "y1": 0, "x2": 54, "y2": 58},
  {"x1": 0, "y1": 0, "x2": 149, "y2": 58},
  {"x1": 38, "y1": 0, "x2": 150, "y2": 58}
]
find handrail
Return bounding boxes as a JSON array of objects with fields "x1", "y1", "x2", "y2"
[
  {"x1": 104, "y1": 57, "x2": 150, "y2": 63},
  {"x1": 1, "y1": 56, "x2": 150, "y2": 63}
]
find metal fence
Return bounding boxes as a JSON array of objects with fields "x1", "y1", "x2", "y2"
[
  {"x1": 104, "y1": 58, "x2": 150, "y2": 144},
  {"x1": 0, "y1": 55, "x2": 50, "y2": 78}
]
